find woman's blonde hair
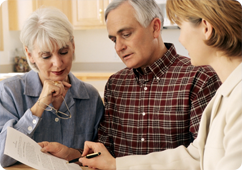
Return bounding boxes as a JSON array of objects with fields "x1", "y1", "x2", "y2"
[
  {"x1": 166, "y1": 0, "x2": 242, "y2": 57},
  {"x1": 20, "y1": 7, "x2": 74, "y2": 72}
]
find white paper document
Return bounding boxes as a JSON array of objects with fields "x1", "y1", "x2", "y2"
[{"x1": 4, "y1": 127, "x2": 82, "y2": 170}]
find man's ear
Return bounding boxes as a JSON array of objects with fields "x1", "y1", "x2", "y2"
[
  {"x1": 25, "y1": 47, "x2": 35, "y2": 64},
  {"x1": 202, "y1": 19, "x2": 213, "y2": 40},
  {"x1": 151, "y1": 18, "x2": 161, "y2": 38}
]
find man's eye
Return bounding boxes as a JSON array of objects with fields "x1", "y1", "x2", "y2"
[
  {"x1": 111, "y1": 39, "x2": 116, "y2": 43},
  {"x1": 123, "y1": 33, "x2": 131, "y2": 38}
]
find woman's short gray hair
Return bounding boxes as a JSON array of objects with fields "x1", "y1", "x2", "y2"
[
  {"x1": 20, "y1": 7, "x2": 74, "y2": 72},
  {"x1": 105, "y1": 0, "x2": 164, "y2": 29}
]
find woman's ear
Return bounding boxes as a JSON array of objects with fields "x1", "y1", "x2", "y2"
[
  {"x1": 72, "y1": 37, "x2": 75, "y2": 51},
  {"x1": 71, "y1": 37, "x2": 76, "y2": 61},
  {"x1": 25, "y1": 47, "x2": 35, "y2": 64},
  {"x1": 202, "y1": 19, "x2": 213, "y2": 40},
  {"x1": 151, "y1": 18, "x2": 161, "y2": 38}
]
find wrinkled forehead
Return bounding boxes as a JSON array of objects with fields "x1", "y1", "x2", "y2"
[{"x1": 106, "y1": 4, "x2": 138, "y2": 35}]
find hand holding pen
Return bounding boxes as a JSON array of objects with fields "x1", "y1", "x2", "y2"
[
  {"x1": 79, "y1": 141, "x2": 116, "y2": 170},
  {"x1": 68, "y1": 152, "x2": 101, "y2": 163}
]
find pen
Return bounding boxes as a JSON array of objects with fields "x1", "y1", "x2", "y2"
[{"x1": 68, "y1": 152, "x2": 101, "y2": 163}]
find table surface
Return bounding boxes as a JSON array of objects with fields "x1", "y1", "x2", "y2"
[{"x1": 3, "y1": 162, "x2": 92, "y2": 170}]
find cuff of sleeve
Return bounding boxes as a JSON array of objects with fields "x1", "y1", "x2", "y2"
[
  {"x1": 15, "y1": 109, "x2": 41, "y2": 134},
  {"x1": 76, "y1": 148, "x2": 83, "y2": 155}
]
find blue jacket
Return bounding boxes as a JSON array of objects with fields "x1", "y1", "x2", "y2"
[{"x1": 0, "y1": 70, "x2": 104, "y2": 167}]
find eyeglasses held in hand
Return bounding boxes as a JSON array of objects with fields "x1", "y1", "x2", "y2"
[{"x1": 37, "y1": 95, "x2": 72, "y2": 119}]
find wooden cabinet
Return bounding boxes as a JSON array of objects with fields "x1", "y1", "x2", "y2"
[
  {"x1": 8, "y1": 0, "x2": 72, "y2": 30},
  {"x1": 32, "y1": 0, "x2": 72, "y2": 23},
  {"x1": 8, "y1": 0, "x2": 112, "y2": 30},
  {"x1": 72, "y1": 0, "x2": 111, "y2": 29},
  {"x1": 72, "y1": 72, "x2": 113, "y2": 81},
  {"x1": 0, "y1": 4, "x2": 3, "y2": 51}
]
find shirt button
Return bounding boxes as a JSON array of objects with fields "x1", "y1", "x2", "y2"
[
  {"x1": 144, "y1": 87, "x2": 148, "y2": 91},
  {"x1": 142, "y1": 112, "x2": 146, "y2": 116},
  {"x1": 28, "y1": 126, "x2": 33, "y2": 131},
  {"x1": 141, "y1": 138, "x2": 145, "y2": 142},
  {"x1": 32, "y1": 119, "x2": 37, "y2": 124},
  {"x1": 156, "y1": 77, "x2": 160, "y2": 80},
  {"x1": 55, "y1": 118, "x2": 59, "y2": 122}
]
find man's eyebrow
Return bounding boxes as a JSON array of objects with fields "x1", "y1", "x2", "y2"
[{"x1": 108, "y1": 27, "x2": 133, "y2": 39}]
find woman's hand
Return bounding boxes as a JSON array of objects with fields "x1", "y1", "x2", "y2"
[
  {"x1": 38, "y1": 141, "x2": 81, "y2": 161},
  {"x1": 31, "y1": 80, "x2": 71, "y2": 117},
  {"x1": 39, "y1": 80, "x2": 71, "y2": 106},
  {"x1": 80, "y1": 141, "x2": 116, "y2": 170}
]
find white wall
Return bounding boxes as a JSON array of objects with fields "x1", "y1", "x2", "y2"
[
  {"x1": 0, "y1": 1, "x2": 23, "y2": 65},
  {"x1": 162, "y1": 29, "x2": 188, "y2": 57},
  {"x1": 0, "y1": 0, "x2": 32, "y2": 66},
  {"x1": 73, "y1": 29, "x2": 121, "y2": 63}
]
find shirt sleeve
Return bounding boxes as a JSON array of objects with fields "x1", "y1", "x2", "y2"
[
  {"x1": 97, "y1": 77, "x2": 115, "y2": 156},
  {"x1": 189, "y1": 68, "x2": 221, "y2": 139},
  {"x1": 92, "y1": 94, "x2": 105, "y2": 142},
  {"x1": 116, "y1": 141, "x2": 201, "y2": 170},
  {"x1": 0, "y1": 83, "x2": 41, "y2": 167}
]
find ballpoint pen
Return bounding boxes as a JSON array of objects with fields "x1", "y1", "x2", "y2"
[{"x1": 68, "y1": 152, "x2": 101, "y2": 163}]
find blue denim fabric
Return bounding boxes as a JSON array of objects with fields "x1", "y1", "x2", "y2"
[{"x1": 0, "y1": 70, "x2": 104, "y2": 167}]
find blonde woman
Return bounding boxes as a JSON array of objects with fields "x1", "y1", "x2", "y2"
[{"x1": 0, "y1": 8, "x2": 104, "y2": 167}]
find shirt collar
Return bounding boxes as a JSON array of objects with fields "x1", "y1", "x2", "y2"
[
  {"x1": 24, "y1": 70, "x2": 90, "y2": 100},
  {"x1": 68, "y1": 72, "x2": 90, "y2": 100},
  {"x1": 218, "y1": 62, "x2": 242, "y2": 97},
  {"x1": 24, "y1": 70, "x2": 42, "y2": 97},
  {"x1": 133, "y1": 43, "x2": 178, "y2": 81}
]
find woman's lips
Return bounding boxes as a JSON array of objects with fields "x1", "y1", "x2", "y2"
[{"x1": 52, "y1": 70, "x2": 64, "y2": 75}]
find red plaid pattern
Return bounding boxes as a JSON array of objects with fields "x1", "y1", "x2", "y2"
[{"x1": 98, "y1": 43, "x2": 221, "y2": 157}]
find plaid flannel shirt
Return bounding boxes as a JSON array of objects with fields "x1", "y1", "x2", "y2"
[{"x1": 98, "y1": 43, "x2": 221, "y2": 157}]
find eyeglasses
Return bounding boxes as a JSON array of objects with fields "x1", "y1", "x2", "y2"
[{"x1": 37, "y1": 95, "x2": 72, "y2": 119}]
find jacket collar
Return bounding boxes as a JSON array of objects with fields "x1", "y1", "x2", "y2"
[{"x1": 219, "y1": 62, "x2": 242, "y2": 97}]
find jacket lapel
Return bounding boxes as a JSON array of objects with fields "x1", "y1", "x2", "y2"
[
  {"x1": 196, "y1": 95, "x2": 216, "y2": 170},
  {"x1": 209, "y1": 90, "x2": 223, "y2": 127}
]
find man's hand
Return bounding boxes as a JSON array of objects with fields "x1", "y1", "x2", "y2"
[
  {"x1": 38, "y1": 141, "x2": 81, "y2": 161},
  {"x1": 80, "y1": 141, "x2": 116, "y2": 170}
]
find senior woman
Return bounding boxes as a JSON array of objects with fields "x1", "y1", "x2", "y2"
[
  {"x1": 0, "y1": 7, "x2": 104, "y2": 167},
  {"x1": 39, "y1": 0, "x2": 242, "y2": 170}
]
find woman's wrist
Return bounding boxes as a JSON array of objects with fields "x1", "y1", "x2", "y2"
[
  {"x1": 67, "y1": 148, "x2": 82, "y2": 161},
  {"x1": 31, "y1": 102, "x2": 44, "y2": 118}
]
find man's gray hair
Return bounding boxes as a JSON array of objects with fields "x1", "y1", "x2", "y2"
[
  {"x1": 20, "y1": 7, "x2": 74, "y2": 72},
  {"x1": 105, "y1": 0, "x2": 164, "y2": 29}
]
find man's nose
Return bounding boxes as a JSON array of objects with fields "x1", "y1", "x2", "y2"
[{"x1": 115, "y1": 38, "x2": 126, "y2": 52}]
